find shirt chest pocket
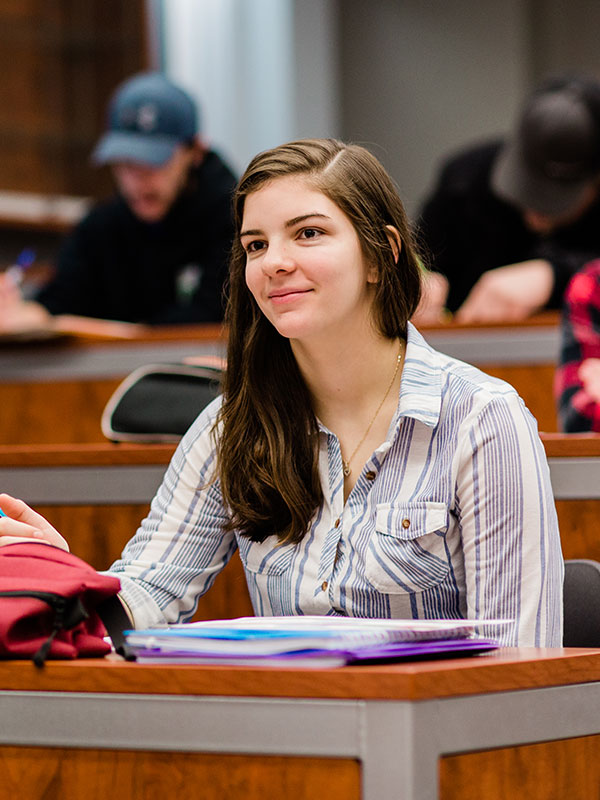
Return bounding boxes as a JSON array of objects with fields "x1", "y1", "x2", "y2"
[{"x1": 365, "y1": 502, "x2": 451, "y2": 594}]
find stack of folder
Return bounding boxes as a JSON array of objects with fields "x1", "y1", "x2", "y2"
[{"x1": 123, "y1": 616, "x2": 504, "y2": 667}]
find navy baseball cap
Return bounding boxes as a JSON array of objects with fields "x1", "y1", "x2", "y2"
[
  {"x1": 491, "y1": 76, "x2": 600, "y2": 216},
  {"x1": 92, "y1": 72, "x2": 199, "y2": 167}
]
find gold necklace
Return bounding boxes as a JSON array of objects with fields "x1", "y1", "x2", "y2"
[{"x1": 342, "y1": 342, "x2": 403, "y2": 477}]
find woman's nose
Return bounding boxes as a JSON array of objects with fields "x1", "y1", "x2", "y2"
[{"x1": 261, "y1": 242, "x2": 295, "y2": 274}]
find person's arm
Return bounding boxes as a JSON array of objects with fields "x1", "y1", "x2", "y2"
[
  {"x1": 105, "y1": 403, "x2": 236, "y2": 630},
  {"x1": 455, "y1": 238, "x2": 600, "y2": 324},
  {"x1": 418, "y1": 142, "x2": 514, "y2": 317},
  {"x1": 454, "y1": 258, "x2": 554, "y2": 323},
  {"x1": 535, "y1": 236, "x2": 600, "y2": 310},
  {"x1": 454, "y1": 392, "x2": 563, "y2": 646},
  {"x1": 556, "y1": 263, "x2": 600, "y2": 432}
]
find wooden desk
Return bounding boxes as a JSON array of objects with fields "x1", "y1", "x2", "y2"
[
  {"x1": 1, "y1": 648, "x2": 600, "y2": 799},
  {"x1": 421, "y1": 312, "x2": 560, "y2": 432},
  {"x1": 0, "y1": 324, "x2": 226, "y2": 444},
  {"x1": 542, "y1": 433, "x2": 600, "y2": 561},
  {"x1": 0, "y1": 315, "x2": 560, "y2": 444}
]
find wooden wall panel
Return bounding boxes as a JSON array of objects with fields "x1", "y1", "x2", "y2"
[
  {"x1": 439, "y1": 733, "x2": 600, "y2": 800},
  {"x1": 0, "y1": 747, "x2": 360, "y2": 800},
  {"x1": 0, "y1": 379, "x2": 121, "y2": 444},
  {"x1": 0, "y1": 1, "x2": 148, "y2": 198},
  {"x1": 555, "y1": 499, "x2": 600, "y2": 561}
]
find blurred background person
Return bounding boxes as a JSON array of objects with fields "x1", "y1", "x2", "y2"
[
  {"x1": 0, "y1": 72, "x2": 237, "y2": 332},
  {"x1": 555, "y1": 258, "x2": 600, "y2": 431},
  {"x1": 415, "y1": 74, "x2": 600, "y2": 325}
]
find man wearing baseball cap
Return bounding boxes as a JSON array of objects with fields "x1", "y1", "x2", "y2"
[
  {"x1": 416, "y1": 74, "x2": 600, "y2": 324},
  {"x1": 0, "y1": 72, "x2": 237, "y2": 329}
]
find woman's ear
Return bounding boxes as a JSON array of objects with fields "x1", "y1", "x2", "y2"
[{"x1": 385, "y1": 225, "x2": 402, "y2": 263}]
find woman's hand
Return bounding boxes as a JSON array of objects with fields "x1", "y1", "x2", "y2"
[
  {"x1": 578, "y1": 358, "x2": 600, "y2": 402},
  {"x1": 0, "y1": 494, "x2": 69, "y2": 551}
]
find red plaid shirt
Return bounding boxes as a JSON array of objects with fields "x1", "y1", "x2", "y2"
[{"x1": 556, "y1": 259, "x2": 600, "y2": 431}]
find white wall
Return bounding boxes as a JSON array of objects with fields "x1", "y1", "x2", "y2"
[
  {"x1": 158, "y1": 0, "x2": 600, "y2": 210},
  {"x1": 161, "y1": 0, "x2": 340, "y2": 176},
  {"x1": 339, "y1": 0, "x2": 531, "y2": 214}
]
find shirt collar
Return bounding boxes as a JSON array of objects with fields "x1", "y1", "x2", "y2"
[{"x1": 396, "y1": 322, "x2": 442, "y2": 428}]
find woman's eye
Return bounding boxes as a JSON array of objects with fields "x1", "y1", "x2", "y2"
[
  {"x1": 299, "y1": 228, "x2": 321, "y2": 240},
  {"x1": 245, "y1": 240, "x2": 265, "y2": 253}
]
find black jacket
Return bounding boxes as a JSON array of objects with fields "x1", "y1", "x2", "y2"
[
  {"x1": 418, "y1": 140, "x2": 600, "y2": 312},
  {"x1": 37, "y1": 150, "x2": 237, "y2": 324}
]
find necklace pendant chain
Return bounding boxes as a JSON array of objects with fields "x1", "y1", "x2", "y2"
[{"x1": 342, "y1": 343, "x2": 403, "y2": 479}]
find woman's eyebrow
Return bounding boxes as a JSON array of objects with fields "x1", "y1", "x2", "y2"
[
  {"x1": 240, "y1": 213, "x2": 331, "y2": 239},
  {"x1": 239, "y1": 227, "x2": 262, "y2": 238},
  {"x1": 285, "y1": 212, "x2": 330, "y2": 228}
]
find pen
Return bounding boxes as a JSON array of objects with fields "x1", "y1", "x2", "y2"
[
  {"x1": 0, "y1": 507, "x2": 6, "y2": 517},
  {"x1": 4, "y1": 248, "x2": 36, "y2": 287}
]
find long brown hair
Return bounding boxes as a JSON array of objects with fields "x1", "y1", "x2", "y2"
[{"x1": 216, "y1": 139, "x2": 422, "y2": 544}]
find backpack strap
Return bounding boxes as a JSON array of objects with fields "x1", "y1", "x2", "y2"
[{"x1": 96, "y1": 595, "x2": 134, "y2": 658}]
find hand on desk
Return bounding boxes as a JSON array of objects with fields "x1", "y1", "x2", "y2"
[
  {"x1": 579, "y1": 358, "x2": 600, "y2": 402},
  {"x1": 0, "y1": 273, "x2": 52, "y2": 334},
  {"x1": 454, "y1": 259, "x2": 554, "y2": 324},
  {"x1": 0, "y1": 494, "x2": 69, "y2": 551}
]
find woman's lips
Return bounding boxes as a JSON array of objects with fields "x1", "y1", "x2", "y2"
[{"x1": 269, "y1": 288, "x2": 312, "y2": 304}]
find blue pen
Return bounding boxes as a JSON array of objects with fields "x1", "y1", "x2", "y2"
[
  {"x1": 0, "y1": 507, "x2": 6, "y2": 517},
  {"x1": 5, "y1": 248, "x2": 36, "y2": 287}
]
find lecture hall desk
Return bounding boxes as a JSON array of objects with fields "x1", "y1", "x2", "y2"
[
  {"x1": 0, "y1": 313, "x2": 560, "y2": 445},
  {"x1": 1, "y1": 648, "x2": 600, "y2": 799},
  {"x1": 422, "y1": 311, "x2": 560, "y2": 433},
  {"x1": 542, "y1": 433, "x2": 600, "y2": 562},
  {"x1": 0, "y1": 323, "x2": 226, "y2": 444}
]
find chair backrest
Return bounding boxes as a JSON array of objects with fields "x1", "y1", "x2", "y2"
[{"x1": 563, "y1": 559, "x2": 600, "y2": 647}]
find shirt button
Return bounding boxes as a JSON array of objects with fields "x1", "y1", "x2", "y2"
[
  {"x1": 321, "y1": 581, "x2": 328, "y2": 591},
  {"x1": 402, "y1": 518, "x2": 410, "y2": 529},
  {"x1": 365, "y1": 470, "x2": 376, "y2": 481},
  {"x1": 334, "y1": 518, "x2": 341, "y2": 528}
]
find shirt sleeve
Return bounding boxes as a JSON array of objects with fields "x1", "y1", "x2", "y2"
[
  {"x1": 106, "y1": 402, "x2": 237, "y2": 629},
  {"x1": 556, "y1": 261, "x2": 600, "y2": 432},
  {"x1": 454, "y1": 392, "x2": 564, "y2": 646}
]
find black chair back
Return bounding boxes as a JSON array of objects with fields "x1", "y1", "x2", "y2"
[{"x1": 563, "y1": 559, "x2": 600, "y2": 647}]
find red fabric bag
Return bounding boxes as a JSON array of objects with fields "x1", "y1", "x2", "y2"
[{"x1": 0, "y1": 542, "x2": 121, "y2": 666}]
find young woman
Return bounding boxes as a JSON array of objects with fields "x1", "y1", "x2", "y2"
[{"x1": 0, "y1": 139, "x2": 563, "y2": 645}]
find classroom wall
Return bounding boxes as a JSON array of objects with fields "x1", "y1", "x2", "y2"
[
  {"x1": 161, "y1": 0, "x2": 340, "y2": 175},
  {"x1": 159, "y1": 0, "x2": 600, "y2": 215},
  {"x1": 339, "y1": 0, "x2": 600, "y2": 215},
  {"x1": 338, "y1": 0, "x2": 529, "y2": 216}
]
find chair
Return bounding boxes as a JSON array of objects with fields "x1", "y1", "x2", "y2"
[{"x1": 563, "y1": 559, "x2": 600, "y2": 647}]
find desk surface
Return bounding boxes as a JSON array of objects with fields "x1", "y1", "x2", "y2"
[
  {"x1": 1, "y1": 647, "x2": 599, "y2": 700},
  {"x1": 3, "y1": 647, "x2": 600, "y2": 800},
  {"x1": 0, "y1": 315, "x2": 559, "y2": 381}
]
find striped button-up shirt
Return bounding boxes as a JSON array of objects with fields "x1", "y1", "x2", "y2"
[{"x1": 110, "y1": 323, "x2": 563, "y2": 646}]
